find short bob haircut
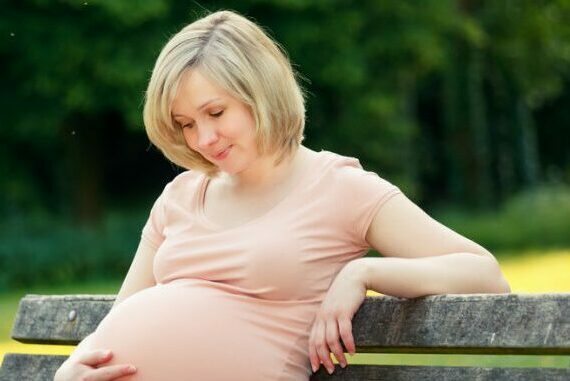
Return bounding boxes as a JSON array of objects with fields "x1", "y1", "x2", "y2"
[{"x1": 143, "y1": 10, "x2": 306, "y2": 177}]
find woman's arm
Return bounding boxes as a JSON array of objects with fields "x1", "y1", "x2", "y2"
[
  {"x1": 309, "y1": 182, "x2": 511, "y2": 375},
  {"x1": 360, "y1": 193, "x2": 510, "y2": 296},
  {"x1": 112, "y1": 239, "x2": 158, "y2": 308}
]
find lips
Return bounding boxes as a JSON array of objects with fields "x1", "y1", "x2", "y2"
[{"x1": 213, "y1": 145, "x2": 232, "y2": 160}]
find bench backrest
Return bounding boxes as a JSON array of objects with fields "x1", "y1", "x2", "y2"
[{"x1": 1, "y1": 293, "x2": 569, "y2": 380}]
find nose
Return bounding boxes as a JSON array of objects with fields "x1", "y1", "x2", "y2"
[{"x1": 196, "y1": 124, "x2": 219, "y2": 150}]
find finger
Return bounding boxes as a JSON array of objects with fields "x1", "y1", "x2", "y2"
[
  {"x1": 316, "y1": 320, "x2": 334, "y2": 374},
  {"x1": 78, "y1": 350, "x2": 114, "y2": 366},
  {"x1": 91, "y1": 364, "x2": 137, "y2": 380},
  {"x1": 338, "y1": 315, "x2": 356, "y2": 355},
  {"x1": 313, "y1": 319, "x2": 331, "y2": 373},
  {"x1": 308, "y1": 328, "x2": 320, "y2": 373},
  {"x1": 325, "y1": 318, "x2": 347, "y2": 369},
  {"x1": 308, "y1": 339, "x2": 320, "y2": 373}
]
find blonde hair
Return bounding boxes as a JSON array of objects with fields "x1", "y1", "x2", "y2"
[{"x1": 143, "y1": 10, "x2": 306, "y2": 176}]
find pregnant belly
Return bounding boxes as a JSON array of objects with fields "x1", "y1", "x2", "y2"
[{"x1": 87, "y1": 279, "x2": 286, "y2": 380}]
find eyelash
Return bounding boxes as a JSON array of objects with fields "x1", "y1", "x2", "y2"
[{"x1": 180, "y1": 110, "x2": 224, "y2": 129}]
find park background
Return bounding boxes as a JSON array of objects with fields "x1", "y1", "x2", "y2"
[{"x1": 1, "y1": 0, "x2": 569, "y2": 369}]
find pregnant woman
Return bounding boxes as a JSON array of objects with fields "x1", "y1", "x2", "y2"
[{"x1": 54, "y1": 9, "x2": 510, "y2": 381}]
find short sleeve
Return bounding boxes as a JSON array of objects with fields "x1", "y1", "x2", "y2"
[
  {"x1": 330, "y1": 158, "x2": 401, "y2": 249},
  {"x1": 141, "y1": 182, "x2": 172, "y2": 249}
]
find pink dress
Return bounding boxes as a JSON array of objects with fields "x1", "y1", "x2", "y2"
[{"x1": 84, "y1": 150, "x2": 401, "y2": 380}]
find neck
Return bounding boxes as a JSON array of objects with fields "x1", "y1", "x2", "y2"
[{"x1": 221, "y1": 145, "x2": 304, "y2": 194}]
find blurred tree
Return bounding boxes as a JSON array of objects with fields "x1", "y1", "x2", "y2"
[
  {"x1": 0, "y1": 0, "x2": 189, "y2": 223},
  {"x1": 1, "y1": 0, "x2": 569, "y2": 225},
  {"x1": 425, "y1": 0, "x2": 570, "y2": 207}
]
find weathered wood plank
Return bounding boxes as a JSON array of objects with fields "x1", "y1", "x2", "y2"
[
  {"x1": 11, "y1": 294, "x2": 115, "y2": 345},
  {"x1": 1, "y1": 354, "x2": 569, "y2": 381},
  {"x1": 310, "y1": 364, "x2": 570, "y2": 381},
  {"x1": 351, "y1": 293, "x2": 570, "y2": 355},
  {"x1": 11, "y1": 293, "x2": 570, "y2": 354},
  {"x1": 0, "y1": 354, "x2": 66, "y2": 381}
]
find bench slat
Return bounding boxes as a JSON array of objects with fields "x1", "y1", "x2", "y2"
[
  {"x1": 0, "y1": 354, "x2": 67, "y2": 381},
  {"x1": 11, "y1": 293, "x2": 570, "y2": 354},
  {"x1": 11, "y1": 295, "x2": 114, "y2": 345},
  {"x1": 1, "y1": 354, "x2": 569, "y2": 381},
  {"x1": 311, "y1": 364, "x2": 570, "y2": 381},
  {"x1": 352, "y1": 293, "x2": 570, "y2": 355}
]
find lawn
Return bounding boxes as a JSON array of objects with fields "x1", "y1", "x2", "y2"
[{"x1": 1, "y1": 249, "x2": 569, "y2": 368}]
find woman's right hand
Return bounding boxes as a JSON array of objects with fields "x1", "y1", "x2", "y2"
[{"x1": 53, "y1": 350, "x2": 137, "y2": 381}]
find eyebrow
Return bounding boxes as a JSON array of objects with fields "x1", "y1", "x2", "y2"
[{"x1": 172, "y1": 98, "x2": 222, "y2": 118}]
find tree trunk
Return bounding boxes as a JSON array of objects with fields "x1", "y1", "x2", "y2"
[
  {"x1": 514, "y1": 97, "x2": 540, "y2": 187},
  {"x1": 467, "y1": 46, "x2": 494, "y2": 207},
  {"x1": 61, "y1": 114, "x2": 104, "y2": 225}
]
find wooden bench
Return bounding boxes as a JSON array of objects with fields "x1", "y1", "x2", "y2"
[{"x1": 1, "y1": 293, "x2": 569, "y2": 380}]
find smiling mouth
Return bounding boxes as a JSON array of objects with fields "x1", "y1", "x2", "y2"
[{"x1": 214, "y1": 146, "x2": 232, "y2": 160}]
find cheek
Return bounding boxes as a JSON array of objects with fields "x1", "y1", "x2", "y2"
[
  {"x1": 181, "y1": 129, "x2": 195, "y2": 149},
  {"x1": 231, "y1": 105, "x2": 256, "y2": 137},
  {"x1": 235, "y1": 115, "x2": 257, "y2": 143}
]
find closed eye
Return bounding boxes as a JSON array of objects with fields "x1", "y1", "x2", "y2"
[{"x1": 176, "y1": 109, "x2": 223, "y2": 129}]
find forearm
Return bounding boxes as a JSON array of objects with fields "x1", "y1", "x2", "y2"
[{"x1": 352, "y1": 253, "x2": 510, "y2": 298}]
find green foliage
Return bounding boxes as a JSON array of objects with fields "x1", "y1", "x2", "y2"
[
  {"x1": 434, "y1": 185, "x2": 570, "y2": 252},
  {"x1": 0, "y1": 209, "x2": 147, "y2": 292},
  {"x1": 1, "y1": 1, "x2": 569, "y2": 226}
]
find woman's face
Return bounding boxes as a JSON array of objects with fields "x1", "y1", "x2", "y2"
[{"x1": 171, "y1": 69, "x2": 259, "y2": 175}]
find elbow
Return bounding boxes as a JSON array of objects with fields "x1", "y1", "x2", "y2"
[
  {"x1": 456, "y1": 252, "x2": 511, "y2": 295},
  {"x1": 482, "y1": 255, "x2": 511, "y2": 294},
  {"x1": 495, "y1": 273, "x2": 511, "y2": 294}
]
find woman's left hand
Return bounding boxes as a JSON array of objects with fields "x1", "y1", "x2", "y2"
[{"x1": 308, "y1": 259, "x2": 368, "y2": 374}]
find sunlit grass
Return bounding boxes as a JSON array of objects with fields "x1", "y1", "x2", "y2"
[
  {"x1": 499, "y1": 249, "x2": 570, "y2": 293},
  {"x1": 1, "y1": 249, "x2": 569, "y2": 368}
]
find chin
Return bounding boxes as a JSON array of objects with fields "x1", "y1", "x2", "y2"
[
  {"x1": 219, "y1": 163, "x2": 250, "y2": 176},
  {"x1": 218, "y1": 165, "x2": 240, "y2": 175}
]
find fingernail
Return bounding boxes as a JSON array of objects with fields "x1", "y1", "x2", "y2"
[
  {"x1": 340, "y1": 362, "x2": 347, "y2": 368},
  {"x1": 127, "y1": 365, "x2": 137, "y2": 372},
  {"x1": 311, "y1": 364, "x2": 317, "y2": 372},
  {"x1": 327, "y1": 367, "x2": 334, "y2": 374}
]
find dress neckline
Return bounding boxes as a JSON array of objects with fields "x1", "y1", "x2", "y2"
[{"x1": 197, "y1": 149, "x2": 319, "y2": 231}]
